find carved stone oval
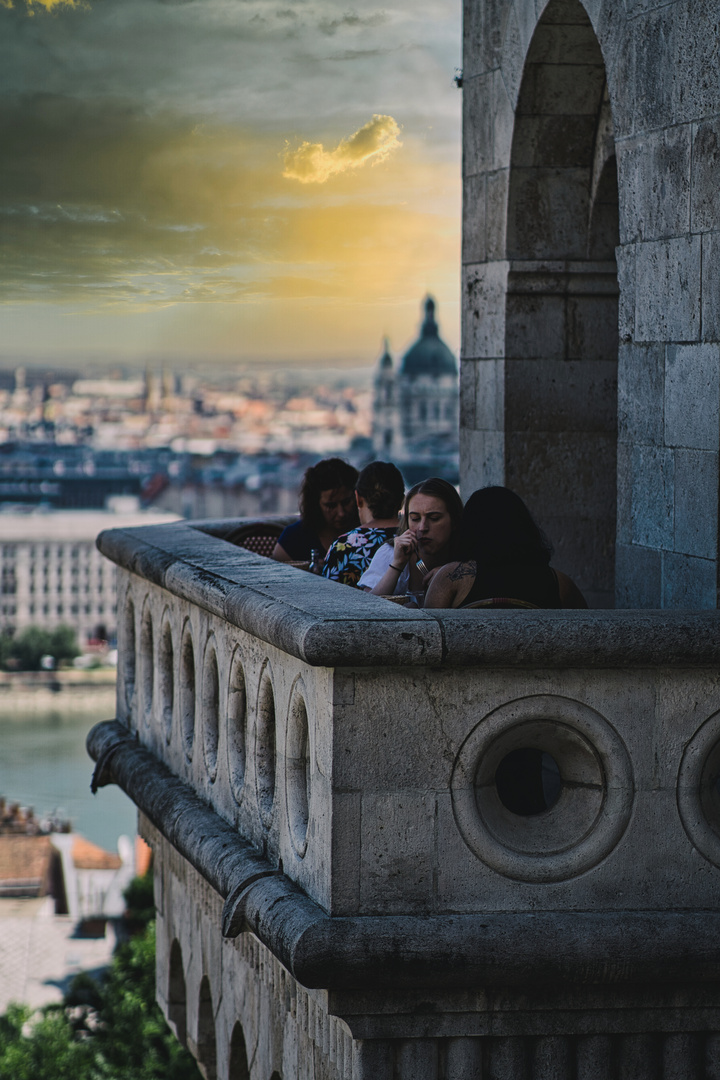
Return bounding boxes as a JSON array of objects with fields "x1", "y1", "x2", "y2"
[{"x1": 451, "y1": 694, "x2": 634, "y2": 882}]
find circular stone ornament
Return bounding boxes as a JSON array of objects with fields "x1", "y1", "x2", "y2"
[
  {"x1": 451, "y1": 694, "x2": 634, "y2": 882},
  {"x1": 677, "y1": 710, "x2": 720, "y2": 867}
]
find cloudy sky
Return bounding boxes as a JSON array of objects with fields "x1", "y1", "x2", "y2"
[{"x1": 0, "y1": 0, "x2": 461, "y2": 371}]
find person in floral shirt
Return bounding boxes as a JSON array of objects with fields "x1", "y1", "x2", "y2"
[{"x1": 322, "y1": 461, "x2": 405, "y2": 587}]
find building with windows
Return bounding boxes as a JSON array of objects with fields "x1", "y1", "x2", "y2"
[
  {"x1": 0, "y1": 505, "x2": 178, "y2": 644},
  {"x1": 372, "y1": 296, "x2": 459, "y2": 482}
]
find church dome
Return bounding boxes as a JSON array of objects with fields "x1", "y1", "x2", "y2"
[{"x1": 399, "y1": 297, "x2": 457, "y2": 379}]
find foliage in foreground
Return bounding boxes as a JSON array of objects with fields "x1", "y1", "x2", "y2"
[{"x1": 0, "y1": 921, "x2": 201, "y2": 1080}]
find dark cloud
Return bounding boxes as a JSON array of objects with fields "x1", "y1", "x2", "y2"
[{"x1": 318, "y1": 10, "x2": 387, "y2": 36}]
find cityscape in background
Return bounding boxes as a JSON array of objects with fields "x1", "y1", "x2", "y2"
[{"x1": 0, "y1": 297, "x2": 459, "y2": 648}]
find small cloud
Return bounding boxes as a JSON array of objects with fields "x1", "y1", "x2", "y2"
[{"x1": 283, "y1": 114, "x2": 401, "y2": 184}]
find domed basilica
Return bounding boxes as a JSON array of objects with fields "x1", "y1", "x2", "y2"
[{"x1": 371, "y1": 296, "x2": 459, "y2": 483}]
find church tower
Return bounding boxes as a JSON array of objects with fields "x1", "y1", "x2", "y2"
[{"x1": 372, "y1": 297, "x2": 459, "y2": 481}]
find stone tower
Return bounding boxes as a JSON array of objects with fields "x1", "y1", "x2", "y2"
[{"x1": 460, "y1": 0, "x2": 720, "y2": 610}]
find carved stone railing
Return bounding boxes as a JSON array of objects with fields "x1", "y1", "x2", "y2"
[{"x1": 88, "y1": 517, "x2": 720, "y2": 1080}]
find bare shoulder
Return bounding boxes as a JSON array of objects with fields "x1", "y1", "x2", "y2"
[
  {"x1": 424, "y1": 561, "x2": 477, "y2": 609},
  {"x1": 554, "y1": 569, "x2": 588, "y2": 609}
]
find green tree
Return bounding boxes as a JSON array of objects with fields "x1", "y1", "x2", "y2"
[
  {"x1": 10, "y1": 626, "x2": 54, "y2": 671},
  {"x1": 2, "y1": 624, "x2": 80, "y2": 671},
  {"x1": 49, "y1": 625, "x2": 80, "y2": 666},
  {"x1": 0, "y1": 900, "x2": 201, "y2": 1079}
]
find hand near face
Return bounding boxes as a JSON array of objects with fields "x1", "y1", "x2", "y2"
[{"x1": 392, "y1": 529, "x2": 417, "y2": 568}]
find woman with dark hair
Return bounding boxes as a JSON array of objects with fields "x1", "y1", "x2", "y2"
[
  {"x1": 322, "y1": 461, "x2": 405, "y2": 587},
  {"x1": 359, "y1": 477, "x2": 463, "y2": 598},
  {"x1": 271, "y1": 457, "x2": 359, "y2": 563},
  {"x1": 424, "y1": 486, "x2": 587, "y2": 609}
]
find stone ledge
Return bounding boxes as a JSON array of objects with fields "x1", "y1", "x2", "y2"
[
  {"x1": 88, "y1": 719, "x2": 720, "y2": 992},
  {"x1": 97, "y1": 521, "x2": 720, "y2": 669}
]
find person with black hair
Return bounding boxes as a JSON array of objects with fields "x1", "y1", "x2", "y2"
[
  {"x1": 359, "y1": 477, "x2": 463, "y2": 598},
  {"x1": 424, "y1": 485, "x2": 587, "y2": 609},
  {"x1": 271, "y1": 457, "x2": 359, "y2": 563},
  {"x1": 322, "y1": 461, "x2": 405, "y2": 587}
]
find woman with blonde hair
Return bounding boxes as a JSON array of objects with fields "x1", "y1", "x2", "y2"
[{"x1": 359, "y1": 477, "x2": 463, "y2": 599}]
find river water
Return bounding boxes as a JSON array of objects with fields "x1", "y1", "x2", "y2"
[{"x1": 0, "y1": 708, "x2": 136, "y2": 853}]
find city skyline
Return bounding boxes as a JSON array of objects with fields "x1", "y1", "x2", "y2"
[{"x1": 0, "y1": 0, "x2": 461, "y2": 370}]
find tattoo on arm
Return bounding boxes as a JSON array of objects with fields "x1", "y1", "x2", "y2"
[{"x1": 448, "y1": 561, "x2": 476, "y2": 582}]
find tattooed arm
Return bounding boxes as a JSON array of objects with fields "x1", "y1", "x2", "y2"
[{"x1": 424, "y1": 560, "x2": 477, "y2": 608}]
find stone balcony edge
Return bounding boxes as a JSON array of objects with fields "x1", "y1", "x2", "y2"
[
  {"x1": 97, "y1": 521, "x2": 720, "y2": 669},
  {"x1": 89, "y1": 719, "x2": 720, "y2": 991}
]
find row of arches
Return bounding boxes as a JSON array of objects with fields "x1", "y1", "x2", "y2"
[
  {"x1": 120, "y1": 594, "x2": 311, "y2": 855},
  {"x1": 169, "y1": 939, "x2": 282, "y2": 1080}
]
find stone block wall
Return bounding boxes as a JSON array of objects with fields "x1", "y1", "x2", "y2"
[{"x1": 461, "y1": 0, "x2": 720, "y2": 608}]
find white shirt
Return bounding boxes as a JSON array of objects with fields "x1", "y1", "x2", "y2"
[{"x1": 358, "y1": 542, "x2": 410, "y2": 594}]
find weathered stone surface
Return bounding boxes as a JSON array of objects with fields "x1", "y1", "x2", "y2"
[
  {"x1": 462, "y1": 261, "x2": 508, "y2": 358},
  {"x1": 635, "y1": 236, "x2": 701, "y2": 344},
  {"x1": 615, "y1": 542, "x2": 662, "y2": 608},
  {"x1": 505, "y1": 358, "x2": 617, "y2": 432},
  {"x1": 617, "y1": 124, "x2": 691, "y2": 243},
  {"x1": 617, "y1": 342, "x2": 664, "y2": 446},
  {"x1": 461, "y1": 173, "x2": 486, "y2": 264},
  {"x1": 662, "y1": 551, "x2": 717, "y2": 609},
  {"x1": 673, "y1": 449, "x2": 719, "y2": 560},
  {"x1": 630, "y1": 445, "x2": 674, "y2": 549},
  {"x1": 702, "y1": 230, "x2": 720, "y2": 343},
  {"x1": 664, "y1": 344, "x2": 720, "y2": 450}
]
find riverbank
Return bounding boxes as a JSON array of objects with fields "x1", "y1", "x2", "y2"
[{"x1": 0, "y1": 670, "x2": 116, "y2": 719}]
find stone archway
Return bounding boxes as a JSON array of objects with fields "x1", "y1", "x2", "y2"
[
  {"x1": 504, "y1": 0, "x2": 619, "y2": 607},
  {"x1": 167, "y1": 939, "x2": 187, "y2": 1048}
]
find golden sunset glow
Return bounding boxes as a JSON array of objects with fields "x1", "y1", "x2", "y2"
[{"x1": 0, "y1": 0, "x2": 461, "y2": 368}]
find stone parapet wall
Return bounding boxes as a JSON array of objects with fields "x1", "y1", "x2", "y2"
[{"x1": 87, "y1": 517, "x2": 720, "y2": 1078}]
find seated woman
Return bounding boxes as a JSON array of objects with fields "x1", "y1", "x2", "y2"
[
  {"x1": 424, "y1": 486, "x2": 587, "y2": 609},
  {"x1": 271, "y1": 457, "x2": 358, "y2": 563},
  {"x1": 322, "y1": 461, "x2": 405, "y2": 587},
  {"x1": 359, "y1": 477, "x2": 463, "y2": 598}
]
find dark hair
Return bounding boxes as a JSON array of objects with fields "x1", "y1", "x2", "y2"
[
  {"x1": 299, "y1": 458, "x2": 359, "y2": 532},
  {"x1": 355, "y1": 461, "x2": 405, "y2": 520},
  {"x1": 398, "y1": 478, "x2": 464, "y2": 537},
  {"x1": 458, "y1": 486, "x2": 553, "y2": 565}
]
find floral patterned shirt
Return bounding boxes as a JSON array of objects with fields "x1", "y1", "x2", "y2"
[{"x1": 321, "y1": 526, "x2": 397, "y2": 588}]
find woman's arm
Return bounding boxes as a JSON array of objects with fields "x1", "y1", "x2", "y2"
[
  {"x1": 271, "y1": 543, "x2": 291, "y2": 562},
  {"x1": 366, "y1": 531, "x2": 416, "y2": 595}
]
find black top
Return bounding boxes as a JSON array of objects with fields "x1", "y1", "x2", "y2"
[
  {"x1": 461, "y1": 561, "x2": 561, "y2": 609},
  {"x1": 276, "y1": 519, "x2": 324, "y2": 561}
]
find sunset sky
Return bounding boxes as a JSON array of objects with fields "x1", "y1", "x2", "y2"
[{"x1": 0, "y1": 0, "x2": 461, "y2": 371}]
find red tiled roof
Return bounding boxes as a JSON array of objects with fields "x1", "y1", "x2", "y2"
[
  {"x1": 0, "y1": 835, "x2": 54, "y2": 895},
  {"x1": 71, "y1": 836, "x2": 121, "y2": 871}
]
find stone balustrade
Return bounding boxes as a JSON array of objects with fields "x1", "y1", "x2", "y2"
[{"x1": 88, "y1": 517, "x2": 720, "y2": 1080}]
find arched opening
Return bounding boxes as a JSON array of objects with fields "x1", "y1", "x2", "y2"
[
  {"x1": 202, "y1": 639, "x2": 220, "y2": 782},
  {"x1": 229, "y1": 1022, "x2": 250, "y2": 1080},
  {"x1": 168, "y1": 940, "x2": 187, "y2": 1047},
  {"x1": 505, "y1": 0, "x2": 619, "y2": 608},
  {"x1": 196, "y1": 976, "x2": 217, "y2": 1080}
]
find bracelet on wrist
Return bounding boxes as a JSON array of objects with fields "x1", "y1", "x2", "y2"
[{"x1": 390, "y1": 564, "x2": 404, "y2": 572}]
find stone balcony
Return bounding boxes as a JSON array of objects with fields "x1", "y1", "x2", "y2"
[{"x1": 88, "y1": 516, "x2": 720, "y2": 1080}]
